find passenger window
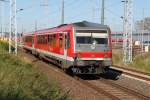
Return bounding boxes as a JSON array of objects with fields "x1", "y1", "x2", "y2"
[
  {"x1": 65, "y1": 33, "x2": 70, "y2": 48},
  {"x1": 67, "y1": 33, "x2": 70, "y2": 48},
  {"x1": 49, "y1": 35, "x2": 53, "y2": 46},
  {"x1": 59, "y1": 33, "x2": 63, "y2": 48},
  {"x1": 26, "y1": 36, "x2": 33, "y2": 42},
  {"x1": 53, "y1": 34, "x2": 56, "y2": 47}
]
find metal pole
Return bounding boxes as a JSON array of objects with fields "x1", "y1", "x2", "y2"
[
  {"x1": 35, "y1": 20, "x2": 37, "y2": 31},
  {"x1": 41, "y1": 0, "x2": 49, "y2": 27},
  {"x1": 101, "y1": 0, "x2": 104, "y2": 25},
  {"x1": 0, "y1": 25, "x2": 2, "y2": 39},
  {"x1": 141, "y1": 9, "x2": 144, "y2": 53},
  {"x1": 91, "y1": 0, "x2": 95, "y2": 22},
  {"x1": 148, "y1": 32, "x2": 150, "y2": 46},
  {"x1": 122, "y1": 0, "x2": 126, "y2": 51},
  {"x1": 9, "y1": 0, "x2": 17, "y2": 54},
  {"x1": 14, "y1": 0, "x2": 17, "y2": 54},
  {"x1": 9, "y1": 0, "x2": 11, "y2": 53},
  {"x1": 20, "y1": 24, "x2": 23, "y2": 44},
  {"x1": 1, "y1": 1, "x2": 4, "y2": 40},
  {"x1": 61, "y1": 0, "x2": 64, "y2": 24},
  {"x1": 123, "y1": 0, "x2": 133, "y2": 63}
]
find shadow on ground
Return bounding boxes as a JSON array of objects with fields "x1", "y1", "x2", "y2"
[{"x1": 77, "y1": 68, "x2": 123, "y2": 81}]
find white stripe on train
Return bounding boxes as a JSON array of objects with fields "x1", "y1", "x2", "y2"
[{"x1": 23, "y1": 45, "x2": 110, "y2": 62}]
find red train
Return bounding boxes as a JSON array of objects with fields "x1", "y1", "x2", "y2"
[{"x1": 23, "y1": 21, "x2": 112, "y2": 74}]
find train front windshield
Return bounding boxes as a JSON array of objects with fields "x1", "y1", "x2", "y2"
[
  {"x1": 76, "y1": 30, "x2": 108, "y2": 44},
  {"x1": 76, "y1": 30, "x2": 109, "y2": 52}
]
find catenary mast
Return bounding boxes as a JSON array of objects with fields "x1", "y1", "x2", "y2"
[
  {"x1": 123, "y1": 0, "x2": 133, "y2": 63},
  {"x1": 9, "y1": 0, "x2": 17, "y2": 54},
  {"x1": 101, "y1": 0, "x2": 105, "y2": 25}
]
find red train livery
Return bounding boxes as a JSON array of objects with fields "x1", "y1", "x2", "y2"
[{"x1": 23, "y1": 21, "x2": 112, "y2": 74}]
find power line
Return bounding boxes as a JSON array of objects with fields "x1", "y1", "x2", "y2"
[
  {"x1": 24, "y1": 0, "x2": 125, "y2": 32},
  {"x1": 31, "y1": 0, "x2": 83, "y2": 29}
]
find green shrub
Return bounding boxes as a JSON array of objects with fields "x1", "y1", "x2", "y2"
[
  {"x1": 0, "y1": 42, "x2": 69, "y2": 100},
  {"x1": 113, "y1": 49, "x2": 150, "y2": 73},
  {"x1": 0, "y1": 41, "x2": 9, "y2": 51}
]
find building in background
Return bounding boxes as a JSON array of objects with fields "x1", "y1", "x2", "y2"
[{"x1": 135, "y1": 17, "x2": 150, "y2": 31}]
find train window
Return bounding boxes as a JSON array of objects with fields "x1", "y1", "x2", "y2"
[
  {"x1": 37, "y1": 36, "x2": 39, "y2": 43},
  {"x1": 59, "y1": 33, "x2": 63, "y2": 48},
  {"x1": 40, "y1": 36, "x2": 42, "y2": 44},
  {"x1": 93, "y1": 38, "x2": 108, "y2": 44},
  {"x1": 42, "y1": 35, "x2": 44, "y2": 44},
  {"x1": 49, "y1": 35, "x2": 53, "y2": 46},
  {"x1": 37, "y1": 35, "x2": 41, "y2": 44},
  {"x1": 47, "y1": 35, "x2": 49, "y2": 43},
  {"x1": 65, "y1": 33, "x2": 70, "y2": 48},
  {"x1": 53, "y1": 34, "x2": 56, "y2": 47},
  {"x1": 37, "y1": 35, "x2": 47, "y2": 44},
  {"x1": 76, "y1": 36, "x2": 108, "y2": 44},
  {"x1": 76, "y1": 30, "x2": 108, "y2": 44},
  {"x1": 47, "y1": 35, "x2": 50, "y2": 43},
  {"x1": 37, "y1": 35, "x2": 46, "y2": 44},
  {"x1": 25, "y1": 36, "x2": 33, "y2": 42},
  {"x1": 67, "y1": 33, "x2": 70, "y2": 48},
  {"x1": 37, "y1": 35, "x2": 42, "y2": 44},
  {"x1": 44, "y1": 35, "x2": 48, "y2": 44},
  {"x1": 76, "y1": 30, "x2": 107, "y2": 33},
  {"x1": 77, "y1": 36, "x2": 91, "y2": 44}
]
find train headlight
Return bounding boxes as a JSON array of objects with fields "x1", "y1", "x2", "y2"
[
  {"x1": 104, "y1": 53, "x2": 108, "y2": 58},
  {"x1": 74, "y1": 53, "x2": 81, "y2": 60}
]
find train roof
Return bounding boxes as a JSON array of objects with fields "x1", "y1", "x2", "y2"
[
  {"x1": 72, "y1": 21, "x2": 109, "y2": 30},
  {"x1": 57, "y1": 21, "x2": 109, "y2": 29},
  {"x1": 24, "y1": 21, "x2": 109, "y2": 35}
]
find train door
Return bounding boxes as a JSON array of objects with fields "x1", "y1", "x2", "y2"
[
  {"x1": 32, "y1": 36, "x2": 34, "y2": 48},
  {"x1": 64, "y1": 33, "x2": 68, "y2": 68},
  {"x1": 59, "y1": 33, "x2": 64, "y2": 54}
]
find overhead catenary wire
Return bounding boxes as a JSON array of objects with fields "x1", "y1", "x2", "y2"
[
  {"x1": 22, "y1": 0, "x2": 124, "y2": 32},
  {"x1": 30, "y1": 0, "x2": 84, "y2": 31}
]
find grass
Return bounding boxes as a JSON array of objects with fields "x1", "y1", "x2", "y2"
[
  {"x1": 112, "y1": 49, "x2": 150, "y2": 73},
  {"x1": 0, "y1": 41, "x2": 9, "y2": 51},
  {"x1": 0, "y1": 40, "x2": 69, "y2": 100}
]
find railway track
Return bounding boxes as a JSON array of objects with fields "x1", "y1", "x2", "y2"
[
  {"x1": 68, "y1": 65, "x2": 150, "y2": 100},
  {"x1": 113, "y1": 65, "x2": 150, "y2": 76},
  {"x1": 74, "y1": 74, "x2": 150, "y2": 100},
  {"x1": 111, "y1": 65, "x2": 150, "y2": 82},
  {"x1": 20, "y1": 48, "x2": 150, "y2": 100},
  {"x1": 73, "y1": 76, "x2": 121, "y2": 100},
  {"x1": 98, "y1": 77, "x2": 150, "y2": 100}
]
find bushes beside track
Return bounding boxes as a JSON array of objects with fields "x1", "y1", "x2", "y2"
[
  {"x1": 113, "y1": 49, "x2": 150, "y2": 73},
  {"x1": 0, "y1": 41, "x2": 9, "y2": 51},
  {"x1": 0, "y1": 41, "x2": 68, "y2": 100}
]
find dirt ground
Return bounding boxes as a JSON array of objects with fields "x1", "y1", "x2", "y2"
[{"x1": 19, "y1": 50, "x2": 110, "y2": 100}]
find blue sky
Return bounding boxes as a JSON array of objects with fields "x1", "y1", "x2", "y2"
[{"x1": 1, "y1": 0, "x2": 150, "y2": 33}]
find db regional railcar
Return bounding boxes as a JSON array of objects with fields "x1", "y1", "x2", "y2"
[{"x1": 23, "y1": 21, "x2": 112, "y2": 74}]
